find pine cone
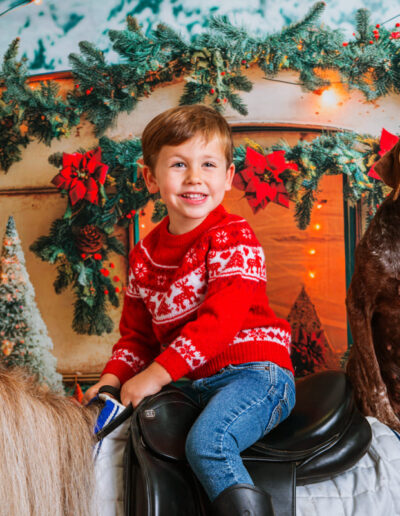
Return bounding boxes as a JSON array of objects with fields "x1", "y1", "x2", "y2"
[{"x1": 75, "y1": 225, "x2": 104, "y2": 254}]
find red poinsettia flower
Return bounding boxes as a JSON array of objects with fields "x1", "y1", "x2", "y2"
[
  {"x1": 233, "y1": 147, "x2": 297, "y2": 213},
  {"x1": 368, "y1": 128, "x2": 399, "y2": 181},
  {"x1": 51, "y1": 148, "x2": 109, "y2": 205}
]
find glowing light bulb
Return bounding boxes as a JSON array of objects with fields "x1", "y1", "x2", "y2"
[
  {"x1": 317, "y1": 204, "x2": 322, "y2": 209},
  {"x1": 314, "y1": 223, "x2": 321, "y2": 230},
  {"x1": 321, "y1": 88, "x2": 339, "y2": 107},
  {"x1": 309, "y1": 248, "x2": 316, "y2": 255},
  {"x1": 309, "y1": 271, "x2": 316, "y2": 279}
]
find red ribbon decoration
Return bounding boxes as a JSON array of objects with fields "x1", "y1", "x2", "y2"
[
  {"x1": 368, "y1": 128, "x2": 399, "y2": 181},
  {"x1": 233, "y1": 147, "x2": 297, "y2": 214},
  {"x1": 51, "y1": 148, "x2": 109, "y2": 205}
]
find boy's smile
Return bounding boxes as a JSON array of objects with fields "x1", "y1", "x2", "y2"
[{"x1": 143, "y1": 134, "x2": 235, "y2": 235}]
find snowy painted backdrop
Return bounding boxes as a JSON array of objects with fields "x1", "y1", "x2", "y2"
[{"x1": 0, "y1": 0, "x2": 399, "y2": 73}]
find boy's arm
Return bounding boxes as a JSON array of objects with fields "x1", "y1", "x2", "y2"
[
  {"x1": 102, "y1": 282, "x2": 159, "y2": 385},
  {"x1": 83, "y1": 290, "x2": 159, "y2": 405}
]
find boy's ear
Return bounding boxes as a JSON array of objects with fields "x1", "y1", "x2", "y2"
[
  {"x1": 224, "y1": 163, "x2": 236, "y2": 191},
  {"x1": 142, "y1": 164, "x2": 159, "y2": 194},
  {"x1": 374, "y1": 140, "x2": 400, "y2": 200}
]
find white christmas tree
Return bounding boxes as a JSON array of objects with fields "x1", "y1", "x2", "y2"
[{"x1": 0, "y1": 215, "x2": 63, "y2": 392}]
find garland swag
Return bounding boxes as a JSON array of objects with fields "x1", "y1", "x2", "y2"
[
  {"x1": 2, "y1": 3, "x2": 400, "y2": 171},
  {"x1": 234, "y1": 131, "x2": 391, "y2": 230},
  {"x1": 30, "y1": 137, "x2": 160, "y2": 335}
]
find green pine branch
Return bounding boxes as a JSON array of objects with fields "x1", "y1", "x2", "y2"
[{"x1": 279, "y1": 2, "x2": 326, "y2": 39}]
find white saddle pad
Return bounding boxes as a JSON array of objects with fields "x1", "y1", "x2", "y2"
[{"x1": 296, "y1": 417, "x2": 400, "y2": 516}]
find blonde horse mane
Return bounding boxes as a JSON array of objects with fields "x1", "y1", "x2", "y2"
[{"x1": 0, "y1": 366, "x2": 99, "y2": 516}]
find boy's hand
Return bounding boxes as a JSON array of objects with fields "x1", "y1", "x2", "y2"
[
  {"x1": 82, "y1": 373, "x2": 121, "y2": 405},
  {"x1": 120, "y1": 362, "x2": 172, "y2": 407}
]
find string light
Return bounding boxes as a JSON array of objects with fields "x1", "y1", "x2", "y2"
[
  {"x1": 314, "y1": 223, "x2": 321, "y2": 230},
  {"x1": 320, "y1": 88, "x2": 339, "y2": 107},
  {"x1": 308, "y1": 271, "x2": 316, "y2": 279},
  {"x1": 308, "y1": 248, "x2": 316, "y2": 255}
]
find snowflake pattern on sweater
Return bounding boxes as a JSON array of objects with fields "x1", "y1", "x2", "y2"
[{"x1": 103, "y1": 205, "x2": 293, "y2": 384}]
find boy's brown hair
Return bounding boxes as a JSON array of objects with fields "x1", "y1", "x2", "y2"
[{"x1": 141, "y1": 105, "x2": 233, "y2": 171}]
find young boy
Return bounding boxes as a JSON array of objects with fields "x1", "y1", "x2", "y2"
[{"x1": 84, "y1": 105, "x2": 295, "y2": 516}]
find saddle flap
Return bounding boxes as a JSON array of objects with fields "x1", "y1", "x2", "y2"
[
  {"x1": 247, "y1": 370, "x2": 355, "y2": 460},
  {"x1": 137, "y1": 387, "x2": 201, "y2": 461}
]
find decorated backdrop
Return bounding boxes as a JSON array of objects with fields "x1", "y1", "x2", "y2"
[{"x1": 1, "y1": 2, "x2": 400, "y2": 380}]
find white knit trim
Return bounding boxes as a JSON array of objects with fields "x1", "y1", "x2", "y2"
[
  {"x1": 170, "y1": 336, "x2": 206, "y2": 371},
  {"x1": 140, "y1": 240, "x2": 179, "y2": 269},
  {"x1": 109, "y1": 349, "x2": 145, "y2": 373},
  {"x1": 208, "y1": 244, "x2": 267, "y2": 283},
  {"x1": 126, "y1": 268, "x2": 141, "y2": 298},
  {"x1": 207, "y1": 218, "x2": 248, "y2": 232},
  {"x1": 232, "y1": 327, "x2": 291, "y2": 352}
]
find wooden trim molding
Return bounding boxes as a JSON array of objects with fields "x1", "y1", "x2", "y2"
[
  {"x1": 61, "y1": 372, "x2": 101, "y2": 385},
  {"x1": 0, "y1": 186, "x2": 59, "y2": 196}
]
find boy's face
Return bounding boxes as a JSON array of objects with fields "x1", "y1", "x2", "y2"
[{"x1": 142, "y1": 134, "x2": 235, "y2": 235}]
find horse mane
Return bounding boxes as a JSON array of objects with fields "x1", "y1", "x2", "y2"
[{"x1": 0, "y1": 366, "x2": 99, "y2": 516}]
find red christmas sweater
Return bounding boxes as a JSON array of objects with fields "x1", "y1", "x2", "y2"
[{"x1": 102, "y1": 204, "x2": 293, "y2": 383}]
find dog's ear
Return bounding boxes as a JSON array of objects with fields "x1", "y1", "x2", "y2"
[{"x1": 374, "y1": 140, "x2": 400, "y2": 199}]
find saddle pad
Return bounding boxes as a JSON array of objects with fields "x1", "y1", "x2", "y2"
[
  {"x1": 296, "y1": 417, "x2": 400, "y2": 516},
  {"x1": 93, "y1": 394, "x2": 129, "y2": 516}
]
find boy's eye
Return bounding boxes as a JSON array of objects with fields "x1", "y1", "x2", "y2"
[
  {"x1": 172, "y1": 162, "x2": 185, "y2": 168},
  {"x1": 204, "y1": 162, "x2": 216, "y2": 167}
]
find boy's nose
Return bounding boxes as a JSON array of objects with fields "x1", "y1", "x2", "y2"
[{"x1": 185, "y1": 168, "x2": 202, "y2": 183}]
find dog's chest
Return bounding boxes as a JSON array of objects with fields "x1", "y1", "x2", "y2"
[{"x1": 367, "y1": 208, "x2": 400, "y2": 278}]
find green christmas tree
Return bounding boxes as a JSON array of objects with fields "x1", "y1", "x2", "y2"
[{"x1": 0, "y1": 216, "x2": 63, "y2": 392}]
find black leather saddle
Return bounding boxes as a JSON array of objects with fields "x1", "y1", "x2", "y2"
[{"x1": 119, "y1": 370, "x2": 372, "y2": 516}]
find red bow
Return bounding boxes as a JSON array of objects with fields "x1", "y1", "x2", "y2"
[
  {"x1": 368, "y1": 128, "x2": 399, "y2": 181},
  {"x1": 52, "y1": 148, "x2": 109, "y2": 205},
  {"x1": 233, "y1": 147, "x2": 297, "y2": 213}
]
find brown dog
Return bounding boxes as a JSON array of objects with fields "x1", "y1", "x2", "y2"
[{"x1": 346, "y1": 139, "x2": 400, "y2": 432}]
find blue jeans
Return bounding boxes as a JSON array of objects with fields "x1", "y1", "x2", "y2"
[{"x1": 176, "y1": 361, "x2": 296, "y2": 502}]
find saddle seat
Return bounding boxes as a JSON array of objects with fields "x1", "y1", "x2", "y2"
[{"x1": 125, "y1": 370, "x2": 372, "y2": 516}]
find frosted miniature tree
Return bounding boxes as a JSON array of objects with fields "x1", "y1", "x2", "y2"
[{"x1": 0, "y1": 216, "x2": 63, "y2": 392}]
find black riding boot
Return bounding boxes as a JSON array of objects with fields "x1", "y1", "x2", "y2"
[{"x1": 211, "y1": 483, "x2": 275, "y2": 516}]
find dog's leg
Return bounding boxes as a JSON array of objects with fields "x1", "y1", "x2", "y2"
[{"x1": 346, "y1": 279, "x2": 400, "y2": 431}]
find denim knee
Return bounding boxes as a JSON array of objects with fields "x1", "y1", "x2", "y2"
[
  {"x1": 185, "y1": 417, "x2": 211, "y2": 462},
  {"x1": 185, "y1": 424, "x2": 202, "y2": 469}
]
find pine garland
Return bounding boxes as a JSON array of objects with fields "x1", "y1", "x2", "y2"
[
  {"x1": 0, "y1": 39, "x2": 81, "y2": 171},
  {"x1": 2, "y1": 3, "x2": 400, "y2": 171},
  {"x1": 234, "y1": 132, "x2": 391, "y2": 229}
]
